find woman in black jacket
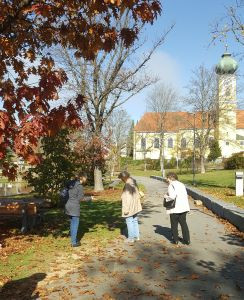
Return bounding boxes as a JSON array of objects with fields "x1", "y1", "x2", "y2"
[{"x1": 65, "y1": 172, "x2": 88, "y2": 247}]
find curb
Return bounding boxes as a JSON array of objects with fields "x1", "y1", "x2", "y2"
[{"x1": 150, "y1": 176, "x2": 244, "y2": 232}]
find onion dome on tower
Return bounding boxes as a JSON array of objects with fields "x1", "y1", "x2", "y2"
[{"x1": 215, "y1": 53, "x2": 238, "y2": 75}]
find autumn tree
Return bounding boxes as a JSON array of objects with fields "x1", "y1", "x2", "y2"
[
  {"x1": 71, "y1": 131, "x2": 108, "y2": 188},
  {"x1": 185, "y1": 66, "x2": 218, "y2": 174},
  {"x1": 0, "y1": 0, "x2": 161, "y2": 180},
  {"x1": 54, "y1": 11, "x2": 173, "y2": 190},
  {"x1": 146, "y1": 83, "x2": 178, "y2": 177}
]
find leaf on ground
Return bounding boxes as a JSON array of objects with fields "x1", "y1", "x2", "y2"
[
  {"x1": 79, "y1": 289, "x2": 95, "y2": 295},
  {"x1": 127, "y1": 266, "x2": 143, "y2": 273},
  {"x1": 218, "y1": 294, "x2": 230, "y2": 300},
  {"x1": 102, "y1": 293, "x2": 115, "y2": 300},
  {"x1": 189, "y1": 274, "x2": 200, "y2": 280}
]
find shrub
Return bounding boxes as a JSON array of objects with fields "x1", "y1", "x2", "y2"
[
  {"x1": 143, "y1": 158, "x2": 160, "y2": 170},
  {"x1": 165, "y1": 157, "x2": 177, "y2": 169},
  {"x1": 208, "y1": 139, "x2": 221, "y2": 162},
  {"x1": 224, "y1": 152, "x2": 244, "y2": 170},
  {"x1": 24, "y1": 129, "x2": 77, "y2": 205}
]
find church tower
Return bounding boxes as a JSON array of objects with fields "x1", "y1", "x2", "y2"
[{"x1": 215, "y1": 52, "x2": 238, "y2": 157}]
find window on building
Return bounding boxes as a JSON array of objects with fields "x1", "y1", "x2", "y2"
[
  {"x1": 154, "y1": 138, "x2": 159, "y2": 148},
  {"x1": 141, "y1": 137, "x2": 146, "y2": 150},
  {"x1": 226, "y1": 141, "x2": 229, "y2": 145},
  {"x1": 181, "y1": 138, "x2": 186, "y2": 149},
  {"x1": 168, "y1": 138, "x2": 173, "y2": 148},
  {"x1": 240, "y1": 141, "x2": 244, "y2": 146},
  {"x1": 195, "y1": 137, "x2": 200, "y2": 148},
  {"x1": 208, "y1": 137, "x2": 214, "y2": 145}
]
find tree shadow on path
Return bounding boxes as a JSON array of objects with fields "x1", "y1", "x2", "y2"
[{"x1": 1, "y1": 273, "x2": 46, "y2": 300}]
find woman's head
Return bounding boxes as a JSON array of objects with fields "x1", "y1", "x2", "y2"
[
  {"x1": 118, "y1": 171, "x2": 130, "y2": 182},
  {"x1": 166, "y1": 172, "x2": 178, "y2": 183},
  {"x1": 76, "y1": 172, "x2": 88, "y2": 184}
]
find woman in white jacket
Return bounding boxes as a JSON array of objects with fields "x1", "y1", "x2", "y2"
[{"x1": 164, "y1": 172, "x2": 190, "y2": 245}]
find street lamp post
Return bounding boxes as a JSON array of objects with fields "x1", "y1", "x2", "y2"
[{"x1": 192, "y1": 113, "x2": 196, "y2": 186}]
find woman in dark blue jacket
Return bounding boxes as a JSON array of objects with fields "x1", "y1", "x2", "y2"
[{"x1": 65, "y1": 172, "x2": 88, "y2": 247}]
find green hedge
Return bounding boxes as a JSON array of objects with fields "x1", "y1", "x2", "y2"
[{"x1": 224, "y1": 152, "x2": 244, "y2": 170}]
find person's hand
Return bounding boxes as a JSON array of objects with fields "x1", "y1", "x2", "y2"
[{"x1": 91, "y1": 196, "x2": 95, "y2": 201}]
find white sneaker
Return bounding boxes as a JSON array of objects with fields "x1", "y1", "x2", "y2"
[
  {"x1": 135, "y1": 237, "x2": 140, "y2": 241},
  {"x1": 124, "y1": 238, "x2": 134, "y2": 243}
]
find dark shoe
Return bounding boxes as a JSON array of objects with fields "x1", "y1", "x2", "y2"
[
  {"x1": 183, "y1": 240, "x2": 191, "y2": 245},
  {"x1": 172, "y1": 240, "x2": 179, "y2": 245},
  {"x1": 72, "y1": 242, "x2": 81, "y2": 247}
]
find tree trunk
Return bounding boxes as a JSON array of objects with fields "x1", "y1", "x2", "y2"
[
  {"x1": 94, "y1": 166, "x2": 104, "y2": 191},
  {"x1": 176, "y1": 157, "x2": 179, "y2": 169},
  {"x1": 200, "y1": 155, "x2": 205, "y2": 174},
  {"x1": 160, "y1": 134, "x2": 165, "y2": 177}
]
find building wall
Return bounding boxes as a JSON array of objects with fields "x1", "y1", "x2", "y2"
[{"x1": 133, "y1": 128, "x2": 243, "y2": 160}]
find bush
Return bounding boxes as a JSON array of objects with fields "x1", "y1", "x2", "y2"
[
  {"x1": 120, "y1": 157, "x2": 141, "y2": 167},
  {"x1": 165, "y1": 157, "x2": 177, "y2": 169},
  {"x1": 24, "y1": 129, "x2": 77, "y2": 205},
  {"x1": 144, "y1": 158, "x2": 160, "y2": 170},
  {"x1": 224, "y1": 152, "x2": 244, "y2": 170}
]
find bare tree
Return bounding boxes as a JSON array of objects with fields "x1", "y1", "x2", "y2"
[
  {"x1": 105, "y1": 109, "x2": 131, "y2": 177},
  {"x1": 55, "y1": 12, "x2": 174, "y2": 191},
  {"x1": 185, "y1": 66, "x2": 218, "y2": 174},
  {"x1": 211, "y1": 0, "x2": 244, "y2": 58},
  {"x1": 147, "y1": 83, "x2": 178, "y2": 177}
]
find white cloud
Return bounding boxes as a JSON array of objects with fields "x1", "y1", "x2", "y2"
[
  {"x1": 122, "y1": 51, "x2": 182, "y2": 121},
  {"x1": 146, "y1": 51, "x2": 182, "y2": 92}
]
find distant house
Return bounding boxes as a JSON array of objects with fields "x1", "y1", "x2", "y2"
[{"x1": 133, "y1": 53, "x2": 244, "y2": 161}]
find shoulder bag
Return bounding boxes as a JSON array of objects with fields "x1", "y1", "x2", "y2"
[{"x1": 163, "y1": 184, "x2": 177, "y2": 209}]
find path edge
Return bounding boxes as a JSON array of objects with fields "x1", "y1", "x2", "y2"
[{"x1": 150, "y1": 175, "x2": 244, "y2": 232}]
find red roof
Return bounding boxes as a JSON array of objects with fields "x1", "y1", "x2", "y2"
[
  {"x1": 237, "y1": 110, "x2": 244, "y2": 129},
  {"x1": 134, "y1": 111, "x2": 244, "y2": 132}
]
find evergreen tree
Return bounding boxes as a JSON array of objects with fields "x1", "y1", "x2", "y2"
[
  {"x1": 208, "y1": 139, "x2": 221, "y2": 162},
  {"x1": 127, "y1": 120, "x2": 135, "y2": 157},
  {"x1": 25, "y1": 129, "x2": 77, "y2": 204}
]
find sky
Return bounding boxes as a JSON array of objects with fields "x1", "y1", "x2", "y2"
[{"x1": 122, "y1": 0, "x2": 244, "y2": 122}]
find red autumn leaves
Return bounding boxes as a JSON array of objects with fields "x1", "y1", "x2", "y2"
[{"x1": 0, "y1": 0, "x2": 161, "y2": 179}]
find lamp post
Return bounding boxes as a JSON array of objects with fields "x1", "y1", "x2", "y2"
[{"x1": 192, "y1": 113, "x2": 196, "y2": 186}]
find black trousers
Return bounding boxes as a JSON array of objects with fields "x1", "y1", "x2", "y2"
[{"x1": 170, "y1": 212, "x2": 190, "y2": 243}]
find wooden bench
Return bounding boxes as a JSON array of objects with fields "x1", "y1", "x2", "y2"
[{"x1": 0, "y1": 198, "x2": 44, "y2": 233}]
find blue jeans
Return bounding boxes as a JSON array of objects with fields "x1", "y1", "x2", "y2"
[
  {"x1": 125, "y1": 214, "x2": 139, "y2": 240},
  {"x1": 70, "y1": 216, "x2": 80, "y2": 245}
]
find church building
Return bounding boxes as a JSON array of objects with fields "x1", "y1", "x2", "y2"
[{"x1": 133, "y1": 53, "x2": 244, "y2": 161}]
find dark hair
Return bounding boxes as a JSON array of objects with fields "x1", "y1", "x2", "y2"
[
  {"x1": 118, "y1": 171, "x2": 130, "y2": 180},
  {"x1": 166, "y1": 172, "x2": 178, "y2": 181},
  {"x1": 76, "y1": 171, "x2": 87, "y2": 179}
]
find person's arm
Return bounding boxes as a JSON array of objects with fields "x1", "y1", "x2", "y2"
[
  {"x1": 76, "y1": 184, "x2": 84, "y2": 201},
  {"x1": 122, "y1": 191, "x2": 130, "y2": 215},
  {"x1": 168, "y1": 184, "x2": 177, "y2": 199}
]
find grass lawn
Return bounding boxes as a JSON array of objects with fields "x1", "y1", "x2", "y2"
[
  {"x1": 0, "y1": 188, "x2": 124, "y2": 284},
  {"x1": 177, "y1": 170, "x2": 244, "y2": 209}
]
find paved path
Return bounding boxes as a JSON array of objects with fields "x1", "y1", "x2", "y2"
[{"x1": 36, "y1": 177, "x2": 244, "y2": 299}]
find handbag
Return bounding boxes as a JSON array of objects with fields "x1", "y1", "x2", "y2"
[{"x1": 163, "y1": 184, "x2": 177, "y2": 209}]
